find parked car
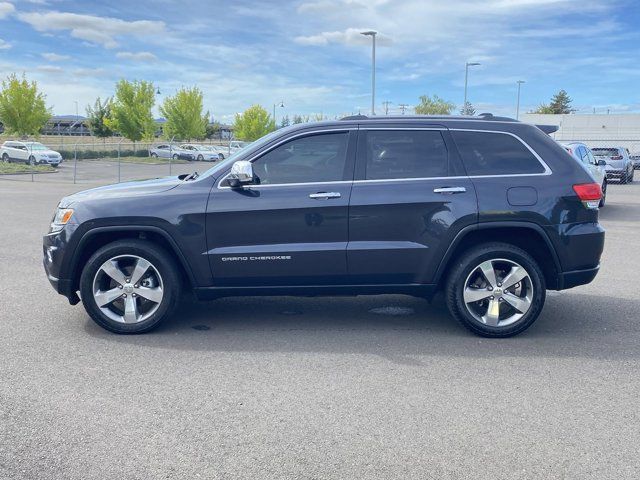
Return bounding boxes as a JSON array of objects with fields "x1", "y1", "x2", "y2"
[
  {"x1": 562, "y1": 142, "x2": 607, "y2": 207},
  {"x1": 179, "y1": 144, "x2": 222, "y2": 162},
  {"x1": 149, "y1": 144, "x2": 195, "y2": 161},
  {"x1": 629, "y1": 152, "x2": 640, "y2": 169},
  {"x1": 591, "y1": 147, "x2": 634, "y2": 183},
  {"x1": 43, "y1": 114, "x2": 604, "y2": 338},
  {"x1": 1, "y1": 141, "x2": 62, "y2": 166},
  {"x1": 203, "y1": 145, "x2": 228, "y2": 160}
]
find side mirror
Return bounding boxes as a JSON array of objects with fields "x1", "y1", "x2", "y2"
[
  {"x1": 228, "y1": 160, "x2": 254, "y2": 188},
  {"x1": 597, "y1": 159, "x2": 606, "y2": 167}
]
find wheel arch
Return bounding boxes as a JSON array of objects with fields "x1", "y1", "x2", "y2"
[
  {"x1": 67, "y1": 225, "x2": 197, "y2": 293},
  {"x1": 434, "y1": 222, "x2": 562, "y2": 290}
]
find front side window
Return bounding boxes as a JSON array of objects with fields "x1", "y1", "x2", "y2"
[
  {"x1": 251, "y1": 132, "x2": 349, "y2": 185},
  {"x1": 452, "y1": 130, "x2": 545, "y2": 176},
  {"x1": 364, "y1": 130, "x2": 449, "y2": 180}
]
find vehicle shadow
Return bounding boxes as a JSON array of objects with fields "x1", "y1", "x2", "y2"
[{"x1": 83, "y1": 291, "x2": 640, "y2": 364}]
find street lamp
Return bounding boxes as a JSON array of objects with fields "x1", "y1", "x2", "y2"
[
  {"x1": 74, "y1": 100, "x2": 83, "y2": 137},
  {"x1": 272, "y1": 101, "x2": 284, "y2": 127},
  {"x1": 516, "y1": 80, "x2": 525, "y2": 120},
  {"x1": 464, "y1": 62, "x2": 481, "y2": 111},
  {"x1": 361, "y1": 30, "x2": 377, "y2": 115}
]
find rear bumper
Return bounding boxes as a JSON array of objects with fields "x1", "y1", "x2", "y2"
[{"x1": 558, "y1": 265, "x2": 600, "y2": 290}]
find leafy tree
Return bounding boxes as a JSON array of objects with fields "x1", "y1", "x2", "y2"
[
  {"x1": 86, "y1": 97, "x2": 113, "y2": 140},
  {"x1": 233, "y1": 105, "x2": 275, "y2": 141},
  {"x1": 160, "y1": 86, "x2": 209, "y2": 141},
  {"x1": 534, "y1": 90, "x2": 575, "y2": 114},
  {"x1": 106, "y1": 79, "x2": 156, "y2": 142},
  {"x1": 312, "y1": 113, "x2": 325, "y2": 122},
  {"x1": 459, "y1": 101, "x2": 476, "y2": 116},
  {"x1": 0, "y1": 73, "x2": 50, "y2": 137},
  {"x1": 414, "y1": 94, "x2": 455, "y2": 115},
  {"x1": 292, "y1": 114, "x2": 304, "y2": 124},
  {"x1": 280, "y1": 115, "x2": 290, "y2": 128}
]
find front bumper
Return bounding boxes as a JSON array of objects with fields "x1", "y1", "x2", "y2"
[{"x1": 43, "y1": 226, "x2": 80, "y2": 304}]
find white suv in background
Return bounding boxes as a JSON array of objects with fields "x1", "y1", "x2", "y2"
[
  {"x1": 1, "y1": 141, "x2": 63, "y2": 166},
  {"x1": 562, "y1": 142, "x2": 607, "y2": 207}
]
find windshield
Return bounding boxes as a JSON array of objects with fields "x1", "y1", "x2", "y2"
[
  {"x1": 199, "y1": 130, "x2": 282, "y2": 179},
  {"x1": 592, "y1": 148, "x2": 620, "y2": 157},
  {"x1": 27, "y1": 143, "x2": 48, "y2": 151}
]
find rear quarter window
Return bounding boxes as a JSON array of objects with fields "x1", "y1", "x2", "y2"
[{"x1": 452, "y1": 130, "x2": 546, "y2": 176}]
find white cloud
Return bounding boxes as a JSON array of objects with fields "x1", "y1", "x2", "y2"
[
  {"x1": 116, "y1": 51, "x2": 157, "y2": 62},
  {"x1": 18, "y1": 11, "x2": 166, "y2": 48},
  {"x1": 73, "y1": 67, "x2": 106, "y2": 77},
  {"x1": 0, "y1": 38, "x2": 11, "y2": 49},
  {"x1": 37, "y1": 65, "x2": 63, "y2": 73},
  {"x1": 41, "y1": 52, "x2": 70, "y2": 61},
  {"x1": 295, "y1": 27, "x2": 392, "y2": 46},
  {"x1": 0, "y1": 2, "x2": 14, "y2": 19}
]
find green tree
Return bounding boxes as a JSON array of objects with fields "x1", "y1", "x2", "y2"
[
  {"x1": 534, "y1": 90, "x2": 575, "y2": 114},
  {"x1": 415, "y1": 94, "x2": 455, "y2": 115},
  {"x1": 106, "y1": 79, "x2": 156, "y2": 142},
  {"x1": 280, "y1": 115, "x2": 290, "y2": 128},
  {"x1": 86, "y1": 97, "x2": 113, "y2": 140},
  {"x1": 160, "y1": 86, "x2": 208, "y2": 141},
  {"x1": 459, "y1": 101, "x2": 476, "y2": 116},
  {"x1": 292, "y1": 114, "x2": 304, "y2": 124},
  {"x1": 233, "y1": 105, "x2": 274, "y2": 141},
  {"x1": 0, "y1": 73, "x2": 50, "y2": 137}
]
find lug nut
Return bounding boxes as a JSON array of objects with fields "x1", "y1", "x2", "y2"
[
  {"x1": 134, "y1": 284, "x2": 139, "y2": 288},
  {"x1": 497, "y1": 283, "x2": 502, "y2": 287},
  {"x1": 122, "y1": 294, "x2": 127, "y2": 298},
  {"x1": 499, "y1": 297, "x2": 503, "y2": 302},
  {"x1": 487, "y1": 286, "x2": 492, "y2": 291},
  {"x1": 490, "y1": 296, "x2": 494, "y2": 300},
  {"x1": 126, "y1": 278, "x2": 130, "y2": 283},
  {"x1": 132, "y1": 293, "x2": 137, "y2": 297},
  {"x1": 118, "y1": 285, "x2": 123, "y2": 289}
]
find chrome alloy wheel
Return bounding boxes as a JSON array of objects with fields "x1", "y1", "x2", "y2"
[
  {"x1": 92, "y1": 255, "x2": 164, "y2": 324},
  {"x1": 463, "y1": 258, "x2": 533, "y2": 327}
]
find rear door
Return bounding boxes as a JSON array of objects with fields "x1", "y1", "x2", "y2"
[{"x1": 347, "y1": 126, "x2": 478, "y2": 285}]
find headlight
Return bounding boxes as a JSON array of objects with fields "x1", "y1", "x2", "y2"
[{"x1": 50, "y1": 208, "x2": 74, "y2": 233}]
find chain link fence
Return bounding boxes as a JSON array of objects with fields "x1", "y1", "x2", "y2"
[{"x1": 0, "y1": 138, "x2": 234, "y2": 184}]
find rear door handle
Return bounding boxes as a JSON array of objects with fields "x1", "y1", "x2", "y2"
[
  {"x1": 309, "y1": 192, "x2": 341, "y2": 199},
  {"x1": 433, "y1": 187, "x2": 466, "y2": 194}
]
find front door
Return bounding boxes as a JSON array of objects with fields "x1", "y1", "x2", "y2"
[
  {"x1": 347, "y1": 127, "x2": 478, "y2": 285},
  {"x1": 206, "y1": 129, "x2": 356, "y2": 286}
]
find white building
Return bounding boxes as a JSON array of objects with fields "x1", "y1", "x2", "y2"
[{"x1": 521, "y1": 113, "x2": 640, "y2": 152}]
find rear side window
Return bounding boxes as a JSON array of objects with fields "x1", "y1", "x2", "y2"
[
  {"x1": 592, "y1": 148, "x2": 620, "y2": 157},
  {"x1": 364, "y1": 130, "x2": 449, "y2": 180},
  {"x1": 452, "y1": 130, "x2": 545, "y2": 176}
]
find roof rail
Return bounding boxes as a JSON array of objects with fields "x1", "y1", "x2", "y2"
[{"x1": 340, "y1": 114, "x2": 368, "y2": 120}]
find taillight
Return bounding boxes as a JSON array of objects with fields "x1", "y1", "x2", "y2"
[
  {"x1": 573, "y1": 183, "x2": 602, "y2": 209},
  {"x1": 611, "y1": 155, "x2": 623, "y2": 160}
]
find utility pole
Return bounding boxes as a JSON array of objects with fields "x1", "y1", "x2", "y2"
[
  {"x1": 382, "y1": 101, "x2": 392, "y2": 115},
  {"x1": 399, "y1": 103, "x2": 409, "y2": 115}
]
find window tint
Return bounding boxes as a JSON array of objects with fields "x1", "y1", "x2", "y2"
[
  {"x1": 252, "y1": 132, "x2": 349, "y2": 185},
  {"x1": 452, "y1": 131, "x2": 545, "y2": 175},
  {"x1": 364, "y1": 130, "x2": 449, "y2": 180}
]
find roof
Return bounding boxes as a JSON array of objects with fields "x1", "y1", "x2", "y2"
[{"x1": 340, "y1": 113, "x2": 519, "y2": 122}]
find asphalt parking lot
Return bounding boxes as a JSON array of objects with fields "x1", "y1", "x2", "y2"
[{"x1": 1, "y1": 177, "x2": 639, "y2": 479}]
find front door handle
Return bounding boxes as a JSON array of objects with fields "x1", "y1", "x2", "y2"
[
  {"x1": 433, "y1": 187, "x2": 467, "y2": 194},
  {"x1": 309, "y1": 192, "x2": 341, "y2": 199}
]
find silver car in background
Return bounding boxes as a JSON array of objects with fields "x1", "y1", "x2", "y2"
[
  {"x1": 592, "y1": 146, "x2": 634, "y2": 184},
  {"x1": 179, "y1": 144, "x2": 222, "y2": 162},
  {"x1": 149, "y1": 144, "x2": 195, "y2": 161},
  {"x1": 562, "y1": 142, "x2": 607, "y2": 207}
]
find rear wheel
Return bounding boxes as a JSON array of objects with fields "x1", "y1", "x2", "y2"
[
  {"x1": 172, "y1": 154, "x2": 179, "y2": 160},
  {"x1": 445, "y1": 243, "x2": 546, "y2": 337},
  {"x1": 197, "y1": 154, "x2": 204, "y2": 161},
  {"x1": 28, "y1": 156, "x2": 36, "y2": 166},
  {"x1": 79, "y1": 239, "x2": 181, "y2": 334},
  {"x1": 1, "y1": 153, "x2": 8, "y2": 163},
  {"x1": 150, "y1": 152, "x2": 158, "y2": 158}
]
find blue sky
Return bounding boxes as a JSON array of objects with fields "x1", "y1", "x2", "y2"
[{"x1": 0, "y1": 0, "x2": 639, "y2": 123}]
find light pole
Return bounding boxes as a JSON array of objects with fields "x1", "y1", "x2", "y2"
[
  {"x1": 464, "y1": 62, "x2": 481, "y2": 110},
  {"x1": 74, "y1": 101, "x2": 83, "y2": 137},
  {"x1": 272, "y1": 101, "x2": 284, "y2": 127},
  {"x1": 516, "y1": 80, "x2": 525, "y2": 120},
  {"x1": 361, "y1": 30, "x2": 377, "y2": 115}
]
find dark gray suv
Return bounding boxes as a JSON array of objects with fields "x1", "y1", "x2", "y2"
[{"x1": 43, "y1": 115, "x2": 605, "y2": 337}]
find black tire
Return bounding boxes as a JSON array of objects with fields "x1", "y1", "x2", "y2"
[
  {"x1": 28, "y1": 156, "x2": 36, "y2": 166},
  {"x1": 197, "y1": 154, "x2": 204, "y2": 161},
  {"x1": 445, "y1": 242, "x2": 546, "y2": 338},
  {"x1": 150, "y1": 152, "x2": 158, "y2": 158},
  {"x1": 79, "y1": 239, "x2": 181, "y2": 334},
  {"x1": 1, "y1": 153, "x2": 8, "y2": 163},
  {"x1": 599, "y1": 181, "x2": 607, "y2": 207},
  {"x1": 172, "y1": 154, "x2": 179, "y2": 160},
  {"x1": 219, "y1": 154, "x2": 225, "y2": 160}
]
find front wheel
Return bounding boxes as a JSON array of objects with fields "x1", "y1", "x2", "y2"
[
  {"x1": 150, "y1": 152, "x2": 158, "y2": 158},
  {"x1": 28, "y1": 156, "x2": 36, "y2": 166},
  {"x1": 172, "y1": 154, "x2": 179, "y2": 160},
  {"x1": 197, "y1": 154, "x2": 204, "y2": 161},
  {"x1": 79, "y1": 239, "x2": 181, "y2": 334},
  {"x1": 445, "y1": 243, "x2": 546, "y2": 337},
  {"x1": 1, "y1": 153, "x2": 8, "y2": 163}
]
